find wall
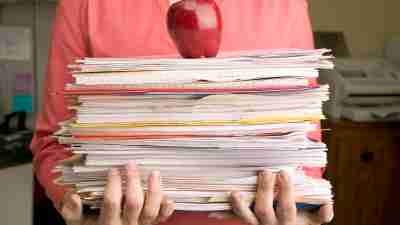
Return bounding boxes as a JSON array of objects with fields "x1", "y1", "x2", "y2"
[
  {"x1": 0, "y1": 2, "x2": 56, "y2": 121},
  {"x1": 34, "y1": 3, "x2": 57, "y2": 111},
  {"x1": 0, "y1": 3, "x2": 35, "y2": 122},
  {"x1": 309, "y1": 0, "x2": 386, "y2": 58},
  {"x1": 385, "y1": 0, "x2": 400, "y2": 39}
]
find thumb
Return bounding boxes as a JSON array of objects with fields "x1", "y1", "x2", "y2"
[{"x1": 61, "y1": 191, "x2": 83, "y2": 225}]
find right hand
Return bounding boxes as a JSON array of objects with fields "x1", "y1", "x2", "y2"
[
  {"x1": 208, "y1": 170, "x2": 334, "y2": 225},
  {"x1": 60, "y1": 163, "x2": 176, "y2": 225}
]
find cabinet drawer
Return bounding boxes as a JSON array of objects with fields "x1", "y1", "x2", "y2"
[{"x1": 325, "y1": 122, "x2": 400, "y2": 225}]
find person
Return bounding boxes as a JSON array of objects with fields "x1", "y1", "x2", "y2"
[{"x1": 31, "y1": 1, "x2": 334, "y2": 225}]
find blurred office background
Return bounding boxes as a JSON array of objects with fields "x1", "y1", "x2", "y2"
[{"x1": 0, "y1": 1, "x2": 398, "y2": 225}]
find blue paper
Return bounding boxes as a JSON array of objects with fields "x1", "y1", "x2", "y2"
[
  {"x1": 12, "y1": 95, "x2": 33, "y2": 113},
  {"x1": 250, "y1": 201, "x2": 321, "y2": 212}
]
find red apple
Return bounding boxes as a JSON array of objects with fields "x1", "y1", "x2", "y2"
[{"x1": 167, "y1": 0, "x2": 223, "y2": 58}]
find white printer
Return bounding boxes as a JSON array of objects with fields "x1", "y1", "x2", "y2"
[{"x1": 319, "y1": 58, "x2": 400, "y2": 121}]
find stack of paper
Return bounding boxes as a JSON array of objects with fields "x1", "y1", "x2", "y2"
[{"x1": 55, "y1": 49, "x2": 334, "y2": 211}]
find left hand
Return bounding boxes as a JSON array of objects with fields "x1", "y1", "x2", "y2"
[
  {"x1": 210, "y1": 170, "x2": 334, "y2": 225},
  {"x1": 60, "y1": 163, "x2": 175, "y2": 225}
]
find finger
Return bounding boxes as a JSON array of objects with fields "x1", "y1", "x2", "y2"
[
  {"x1": 100, "y1": 168, "x2": 123, "y2": 225},
  {"x1": 140, "y1": 171, "x2": 163, "y2": 225},
  {"x1": 254, "y1": 170, "x2": 277, "y2": 225},
  {"x1": 276, "y1": 170, "x2": 297, "y2": 225},
  {"x1": 231, "y1": 191, "x2": 259, "y2": 225},
  {"x1": 123, "y1": 162, "x2": 144, "y2": 225},
  {"x1": 61, "y1": 192, "x2": 83, "y2": 225},
  {"x1": 309, "y1": 203, "x2": 334, "y2": 224},
  {"x1": 156, "y1": 197, "x2": 176, "y2": 223},
  {"x1": 318, "y1": 203, "x2": 334, "y2": 223}
]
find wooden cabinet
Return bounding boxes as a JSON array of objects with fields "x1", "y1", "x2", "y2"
[{"x1": 322, "y1": 120, "x2": 400, "y2": 225}]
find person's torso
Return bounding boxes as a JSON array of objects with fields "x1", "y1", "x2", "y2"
[
  {"x1": 82, "y1": 1, "x2": 311, "y2": 224},
  {"x1": 86, "y1": 0, "x2": 304, "y2": 58}
]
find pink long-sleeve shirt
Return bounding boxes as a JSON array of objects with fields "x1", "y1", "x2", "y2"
[{"x1": 31, "y1": 0, "x2": 314, "y2": 224}]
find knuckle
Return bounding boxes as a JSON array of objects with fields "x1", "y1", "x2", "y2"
[
  {"x1": 277, "y1": 207, "x2": 296, "y2": 224},
  {"x1": 254, "y1": 206, "x2": 269, "y2": 219},
  {"x1": 258, "y1": 181, "x2": 273, "y2": 193},
  {"x1": 257, "y1": 184, "x2": 267, "y2": 193},
  {"x1": 147, "y1": 186, "x2": 161, "y2": 196},
  {"x1": 230, "y1": 192, "x2": 242, "y2": 206},
  {"x1": 125, "y1": 197, "x2": 143, "y2": 212}
]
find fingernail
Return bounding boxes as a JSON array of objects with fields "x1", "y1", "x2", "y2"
[
  {"x1": 261, "y1": 170, "x2": 274, "y2": 181},
  {"x1": 152, "y1": 170, "x2": 160, "y2": 181},
  {"x1": 126, "y1": 161, "x2": 137, "y2": 170},
  {"x1": 279, "y1": 170, "x2": 289, "y2": 182}
]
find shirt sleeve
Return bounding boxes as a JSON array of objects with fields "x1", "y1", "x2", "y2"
[
  {"x1": 289, "y1": 0, "x2": 315, "y2": 49},
  {"x1": 30, "y1": 0, "x2": 90, "y2": 210}
]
